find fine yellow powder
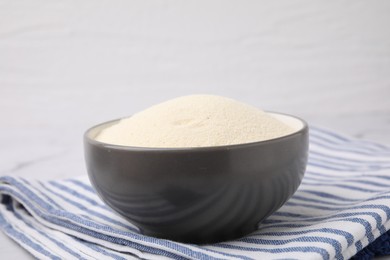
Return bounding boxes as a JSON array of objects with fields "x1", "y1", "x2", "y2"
[{"x1": 96, "y1": 95, "x2": 295, "y2": 148}]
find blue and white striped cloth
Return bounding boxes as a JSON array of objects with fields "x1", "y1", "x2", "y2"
[{"x1": 1, "y1": 127, "x2": 390, "y2": 260}]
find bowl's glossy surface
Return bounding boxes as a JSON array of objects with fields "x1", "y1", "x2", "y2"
[{"x1": 84, "y1": 112, "x2": 308, "y2": 244}]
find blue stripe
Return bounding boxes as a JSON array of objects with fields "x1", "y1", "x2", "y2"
[
  {"x1": 275, "y1": 207, "x2": 388, "y2": 235},
  {"x1": 303, "y1": 176, "x2": 390, "y2": 188},
  {"x1": 260, "y1": 217, "x2": 375, "y2": 243},
  {"x1": 213, "y1": 243, "x2": 329, "y2": 259},
  {"x1": 240, "y1": 236, "x2": 343, "y2": 260},
  {"x1": 305, "y1": 170, "x2": 356, "y2": 179},
  {"x1": 20, "y1": 179, "x2": 64, "y2": 209},
  {"x1": 46, "y1": 214, "x2": 248, "y2": 260},
  {"x1": 288, "y1": 194, "x2": 355, "y2": 207},
  {"x1": 285, "y1": 193, "x2": 390, "y2": 219},
  {"x1": 304, "y1": 174, "x2": 390, "y2": 190},
  {"x1": 72, "y1": 237, "x2": 127, "y2": 260},
  {"x1": 67, "y1": 179, "x2": 96, "y2": 194},
  {"x1": 307, "y1": 159, "x2": 390, "y2": 172},
  {"x1": 0, "y1": 179, "x2": 247, "y2": 260},
  {"x1": 51, "y1": 180, "x2": 174, "y2": 217},
  {"x1": 0, "y1": 206, "x2": 61, "y2": 260},
  {"x1": 280, "y1": 203, "x2": 388, "y2": 230},
  {"x1": 49, "y1": 181, "x2": 105, "y2": 209},
  {"x1": 9, "y1": 199, "x2": 86, "y2": 260},
  {"x1": 0, "y1": 185, "x2": 195, "y2": 260},
  {"x1": 0, "y1": 173, "x2": 386, "y2": 258},
  {"x1": 308, "y1": 156, "x2": 390, "y2": 170},
  {"x1": 252, "y1": 228, "x2": 354, "y2": 247},
  {"x1": 298, "y1": 190, "x2": 362, "y2": 202},
  {"x1": 40, "y1": 182, "x2": 139, "y2": 232},
  {"x1": 309, "y1": 150, "x2": 390, "y2": 165},
  {"x1": 306, "y1": 171, "x2": 390, "y2": 182},
  {"x1": 355, "y1": 240, "x2": 363, "y2": 252},
  {"x1": 300, "y1": 181, "x2": 383, "y2": 193},
  {"x1": 309, "y1": 139, "x2": 390, "y2": 156},
  {"x1": 43, "y1": 183, "x2": 252, "y2": 260}
]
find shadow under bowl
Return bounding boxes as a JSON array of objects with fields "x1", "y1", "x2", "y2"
[{"x1": 84, "y1": 112, "x2": 308, "y2": 244}]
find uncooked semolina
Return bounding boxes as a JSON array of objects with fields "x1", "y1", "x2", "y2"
[{"x1": 96, "y1": 95, "x2": 295, "y2": 148}]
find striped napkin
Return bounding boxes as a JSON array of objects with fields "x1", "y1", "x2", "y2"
[{"x1": 1, "y1": 127, "x2": 390, "y2": 260}]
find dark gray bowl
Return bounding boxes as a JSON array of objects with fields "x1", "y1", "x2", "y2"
[{"x1": 84, "y1": 112, "x2": 308, "y2": 244}]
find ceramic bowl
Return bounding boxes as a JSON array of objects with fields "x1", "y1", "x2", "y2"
[{"x1": 84, "y1": 112, "x2": 308, "y2": 244}]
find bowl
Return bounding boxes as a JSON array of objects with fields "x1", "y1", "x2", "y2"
[{"x1": 84, "y1": 112, "x2": 308, "y2": 244}]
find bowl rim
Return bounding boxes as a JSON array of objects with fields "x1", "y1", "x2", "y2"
[{"x1": 84, "y1": 112, "x2": 308, "y2": 152}]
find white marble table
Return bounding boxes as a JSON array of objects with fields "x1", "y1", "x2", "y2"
[{"x1": 1, "y1": 1, "x2": 389, "y2": 258}]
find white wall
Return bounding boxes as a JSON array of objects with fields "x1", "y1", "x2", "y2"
[{"x1": 1, "y1": 0, "x2": 390, "y2": 178}]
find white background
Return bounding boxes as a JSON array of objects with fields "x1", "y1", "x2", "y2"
[{"x1": 1, "y1": 0, "x2": 390, "y2": 258}]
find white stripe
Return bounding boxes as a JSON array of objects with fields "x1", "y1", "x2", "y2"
[
  {"x1": 46, "y1": 181, "x2": 137, "y2": 231},
  {"x1": 14, "y1": 204, "x2": 108, "y2": 260},
  {"x1": 4, "y1": 180, "x2": 232, "y2": 260},
  {"x1": 60, "y1": 180, "x2": 145, "y2": 230},
  {"x1": 0, "y1": 202, "x2": 58, "y2": 260}
]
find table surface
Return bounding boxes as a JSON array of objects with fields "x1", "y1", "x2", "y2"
[{"x1": 1, "y1": 1, "x2": 390, "y2": 258}]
